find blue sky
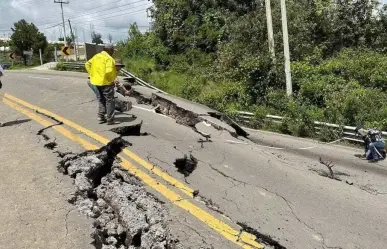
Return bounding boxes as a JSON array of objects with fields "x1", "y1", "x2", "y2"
[{"x1": 0, "y1": 0, "x2": 153, "y2": 43}]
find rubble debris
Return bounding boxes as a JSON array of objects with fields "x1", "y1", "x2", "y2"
[
  {"x1": 174, "y1": 155, "x2": 198, "y2": 177},
  {"x1": 237, "y1": 222, "x2": 287, "y2": 249},
  {"x1": 58, "y1": 137, "x2": 183, "y2": 249},
  {"x1": 110, "y1": 121, "x2": 149, "y2": 137}
]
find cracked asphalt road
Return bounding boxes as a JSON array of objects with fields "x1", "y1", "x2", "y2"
[
  {"x1": 1, "y1": 69, "x2": 387, "y2": 249},
  {"x1": 0, "y1": 102, "x2": 94, "y2": 249}
]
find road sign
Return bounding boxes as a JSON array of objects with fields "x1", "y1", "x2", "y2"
[
  {"x1": 61, "y1": 46, "x2": 71, "y2": 56},
  {"x1": 9, "y1": 53, "x2": 15, "y2": 60}
]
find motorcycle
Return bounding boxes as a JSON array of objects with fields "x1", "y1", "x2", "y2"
[{"x1": 355, "y1": 127, "x2": 386, "y2": 161}]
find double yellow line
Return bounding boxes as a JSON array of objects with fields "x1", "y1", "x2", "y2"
[{"x1": 3, "y1": 93, "x2": 263, "y2": 249}]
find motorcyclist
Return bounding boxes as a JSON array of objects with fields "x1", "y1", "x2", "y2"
[{"x1": 357, "y1": 128, "x2": 386, "y2": 162}]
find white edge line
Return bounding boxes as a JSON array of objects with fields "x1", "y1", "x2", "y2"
[
  {"x1": 132, "y1": 105, "x2": 156, "y2": 113},
  {"x1": 225, "y1": 140, "x2": 249, "y2": 145},
  {"x1": 28, "y1": 76, "x2": 51, "y2": 80},
  {"x1": 299, "y1": 146, "x2": 317, "y2": 150}
]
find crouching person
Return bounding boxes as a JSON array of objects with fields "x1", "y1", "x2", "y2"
[
  {"x1": 358, "y1": 128, "x2": 386, "y2": 162},
  {"x1": 114, "y1": 79, "x2": 132, "y2": 113}
]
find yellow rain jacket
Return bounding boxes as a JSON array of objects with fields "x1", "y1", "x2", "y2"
[{"x1": 85, "y1": 51, "x2": 117, "y2": 86}]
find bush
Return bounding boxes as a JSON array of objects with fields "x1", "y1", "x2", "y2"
[
  {"x1": 250, "y1": 106, "x2": 271, "y2": 129},
  {"x1": 55, "y1": 62, "x2": 68, "y2": 71},
  {"x1": 118, "y1": 22, "x2": 387, "y2": 139}
]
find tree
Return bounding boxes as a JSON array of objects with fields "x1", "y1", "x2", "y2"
[
  {"x1": 0, "y1": 40, "x2": 10, "y2": 47},
  {"x1": 108, "y1": 34, "x2": 113, "y2": 43},
  {"x1": 91, "y1": 31, "x2": 103, "y2": 44},
  {"x1": 10, "y1": 19, "x2": 48, "y2": 65}
]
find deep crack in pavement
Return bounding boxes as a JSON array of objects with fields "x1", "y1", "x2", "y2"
[
  {"x1": 237, "y1": 222, "x2": 287, "y2": 249},
  {"x1": 57, "y1": 137, "x2": 184, "y2": 249}
]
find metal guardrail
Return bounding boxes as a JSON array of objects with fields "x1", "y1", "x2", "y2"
[
  {"x1": 61, "y1": 62, "x2": 85, "y2": 69},
  {"x1": 61, "y1": 63, "x2": 167, "y2": 94},
  {"x1": 236, "y1": 111, "x2": 387, "y2": 143},
  {"x1": 120, "y1": 69, "x2": 167, "y2": 94},
  {"x1": 60, "y1": 62, "x2": 382, "y2": 144}
]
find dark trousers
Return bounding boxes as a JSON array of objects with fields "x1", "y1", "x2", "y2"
[{"x1": 96, "y1": 85, "x2": 115, "y2": 122}]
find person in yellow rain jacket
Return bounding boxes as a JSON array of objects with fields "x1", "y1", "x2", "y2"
[{"x1": 85, "y1": 44, "x2": 118, "y2": 125}]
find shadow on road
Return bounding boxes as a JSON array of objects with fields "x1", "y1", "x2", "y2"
[{"x1": 1, "y1": 119, "x2": 31, "y2": 127}]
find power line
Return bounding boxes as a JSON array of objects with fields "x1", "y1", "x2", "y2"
[
  {"x1": 39, "y1": 23, "x2": 63, "y2": 30},
  {"x1": 0, "y1": 1, "x2": 150, "y2": 37},
  {"x1": 77, "y1": 24, "x2": 129, "y2": 34},
  {"x1": 70, "y1": 4, "x2": 150, "y2": 22},
  {"x1": 72, "y1": 8, "x2": 148, "y2": 25},
  {"x1": 32, "y1": 0, "x2": 147, "y2": 26},
  {"x1": 0, "y1": 0, "x2": 151, "y2": 31},
  {"x1": 71, "y1": 0, "x2": 147, "y2": 20},
  {"x1": 77, "y1": 22, "x2": 149, "y2": 29},
  {"x1": 32, "y1": 0, "x2": 125, "y2": 25}
]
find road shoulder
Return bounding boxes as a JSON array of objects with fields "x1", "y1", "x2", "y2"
[{"x1": 0, "y1": 102, "x2": 94, "y2": 249}]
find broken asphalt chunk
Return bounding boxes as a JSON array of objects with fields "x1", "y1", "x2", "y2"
[{"x1": 56, "y1": 137, "x2": 183, "y2": 249}]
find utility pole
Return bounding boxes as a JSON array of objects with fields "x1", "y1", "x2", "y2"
[
  {"x1": 280, "y1": 0, "x2": 292, "y2": 96},
  {"x1": 68, "y1": 19, "x2": 79, "y2": 61},
  {"x1": 265, "y1": 0, "x2": 275, "y2": 60},
  {"x1": 54, "y1": 0, "x2": 69, "y2": 46},
  {"x1": 39, "y1": 49, "x2": 43, "y2": 65}
]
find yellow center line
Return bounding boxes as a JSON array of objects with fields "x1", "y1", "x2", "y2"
[
  {"x1": 4, "y1": 93, "x2": 194, "y2": 198},
  {"x1": 3, "y1": 93, "x2": 263, "y2": 249},
  {"x1": 3, "y1": 98, "x2": 98, "y2": 151}
]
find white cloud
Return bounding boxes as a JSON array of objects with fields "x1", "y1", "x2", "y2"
[{"x1": 0, "y1": 0, "x2": 152, "y2": 43}]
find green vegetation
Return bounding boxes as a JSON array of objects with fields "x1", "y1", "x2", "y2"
[
  {"x1": 55, "y1": 61, "x2": 87, "y2": 72},
  {"x1": 10, "y1": 19, "x2": 48, "y2": 65},
  {"x1": 0, "y1": 19, "x2": 59, "y2": 67},
  {"x1": 118, "y1": 0, "x2": 387, "y2": 137}
]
